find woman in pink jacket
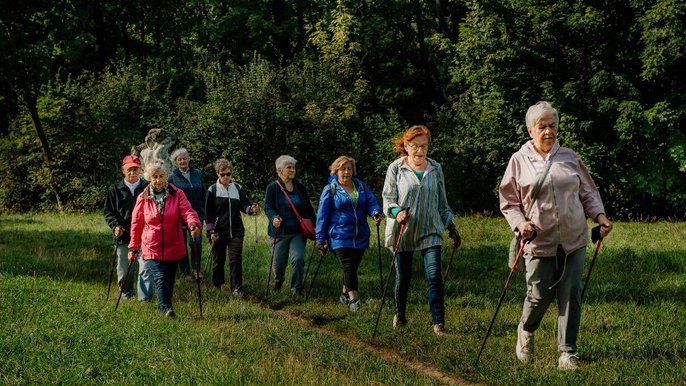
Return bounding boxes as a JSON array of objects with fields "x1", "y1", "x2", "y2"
[{"x1": 129, "y1": 160, "x2": 202, "y2": 317}]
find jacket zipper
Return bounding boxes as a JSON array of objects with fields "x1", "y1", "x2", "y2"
[
  {"x1": 228, "y1": 184, "x2": 233, "y2": 239},
  {"x1": 351, "y1": 182, "x2": 359, "y2": 249}
]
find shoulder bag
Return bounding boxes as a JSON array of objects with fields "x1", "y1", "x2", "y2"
[{"x1": 276, "y1": 180, "x2": 316, "y2": 240}]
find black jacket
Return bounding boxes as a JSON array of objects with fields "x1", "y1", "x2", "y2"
[
  {"x1": 205, "y1": 181, "x2": 253, "y2": 239},
  {"x1": 103, "y1": 178, "x2": 149, "y2": 245}
]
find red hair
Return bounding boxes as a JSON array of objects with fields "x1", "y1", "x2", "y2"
[{"x1": 392, "y1": 125, "x2": 431, "y2": 155}]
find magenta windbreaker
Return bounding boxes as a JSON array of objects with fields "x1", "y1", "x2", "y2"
[{"x1": 129, "y1": 183, "x2": 202, "y2": 261}]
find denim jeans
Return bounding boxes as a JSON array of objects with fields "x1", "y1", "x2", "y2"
[
  {"x1": 146, "y1": 259, "x2": 178, "y2": 313},
  {"x1": 179, "y1": 230, "x2": 202, "y2": 274},
  {"x1": 270, "y1": 233, "x2": 306, "y2": 294},
  {"x1": 520, "y1": 245, "x2": 585, "y2": 352},
  {"x1": 395, "y1": 245, "x2": 444, "y2": 325}
]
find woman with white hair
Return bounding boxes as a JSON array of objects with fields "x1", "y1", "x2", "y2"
[
  {"x1": 499, "y1": 101, "x2": 613, "y2": 370},
  {"x1": 129, "y1": 161, "x2": 202, "y2": 317},
  {"x1": 168, "y1": 148, "x2": 206, "y2": 278},
  {"x1": 264, "y1": 155, "x2": 316, "y2": 296}
]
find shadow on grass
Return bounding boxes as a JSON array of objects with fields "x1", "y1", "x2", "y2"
[
  {"x1": 0, "y1": 228, "x2": 115, "y2": 284},
  {"x1": 3, "y1": 227, "x2": 686, "y2": 309}
]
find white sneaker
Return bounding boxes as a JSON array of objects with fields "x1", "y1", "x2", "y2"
[
  {"x1": 433, "y1": 323, "x2": 446, "y2": 336},
  {"x1": 558, "y1": 352, "x2": 579, "y2": 370},
  {"x1": 516, "y1": 323, "x2": 534, "y2": 363}
]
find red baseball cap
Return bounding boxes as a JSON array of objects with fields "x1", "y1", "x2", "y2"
[{"x1": 122, "y1": 155, "x2": 141, "y2": 169}]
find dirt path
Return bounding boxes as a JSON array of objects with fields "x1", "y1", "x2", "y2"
[{"x1": 267, "y1": 307, "x2": 480, "y2": 386}]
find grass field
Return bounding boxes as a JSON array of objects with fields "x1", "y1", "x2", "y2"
[{"x1": 1, "y1": 213, "x2": 685, "y2": 385}]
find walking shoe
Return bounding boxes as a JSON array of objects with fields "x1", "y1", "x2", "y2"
[
  {"x1": 339, "y1": 292, "x2": 350, "y2": 305},
  {"x1": 516, "y1": 323, "x2": 534, "y2": 363},
  {"x1": 392, "y1": 314, "x2": 407, "y2": 329},
  {"x1": 273, "y1": 281, "x2": 283, "y2": 291},
  {"x1": 231, "y1": 288, "x2": 244, "y2": 298},
  {"x1": 433, "y1": 323, "x2": 446, "y2": 336},
  {"x1": 349, "y1": 298, "x2": 361, "y2": 312},
  {"x1": 164, "y1": 309, "x2": 176, "y2": 318},
  {"x1": 558, "y1": 352, "x2": 579, "y2": 370}
]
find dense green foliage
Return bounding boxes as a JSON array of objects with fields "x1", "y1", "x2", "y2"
[
  {"x1": 1, "y1": 0, "x2": 685, "y2": 218},
  {"x1": 2, "y1": 213, "x2": 685, "y2": 384}
]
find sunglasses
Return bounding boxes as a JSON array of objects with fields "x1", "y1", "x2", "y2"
[{"x1": 219, "y1": 172, "x2": 232, "y2": 177}]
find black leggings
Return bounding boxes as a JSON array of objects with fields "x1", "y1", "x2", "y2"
[{"x1": 334, "y1": 248, "x2": 365, "y2": 292}]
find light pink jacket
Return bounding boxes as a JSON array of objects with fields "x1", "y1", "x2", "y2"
[
  {"x1": 499, "y1": 141, "x2": 605, "y2": 256},
  {"x1": 129, "y1": 183, "x2": 201, "y2": 261}
]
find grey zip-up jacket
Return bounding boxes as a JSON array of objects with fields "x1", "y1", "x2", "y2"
[{"x1": 499, "y1": 141, "x2": 605, "y2": 256}]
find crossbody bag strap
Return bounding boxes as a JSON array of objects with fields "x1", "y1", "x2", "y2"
[
  {"x1": 276, "y1": 180, "x2": 303, "y2": 221},
  {"x1": 524, "y1": 148, "x2": 558, "y2": 219}
]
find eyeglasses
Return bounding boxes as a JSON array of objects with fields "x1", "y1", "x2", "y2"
[
  {"x1": 219, "y1": 172, "x2": 232, "y2": 177},
  {"x1": 407, "y1": 143, "x2": 428, "y2": 151}
]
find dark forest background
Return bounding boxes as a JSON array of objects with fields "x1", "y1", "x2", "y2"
[{"x1": 1, "y1": 0, "x2": 684, "y2": 219}]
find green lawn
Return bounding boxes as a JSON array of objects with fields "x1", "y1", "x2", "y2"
[{"x1": 1, "y1": 213, "x2": 685, "y2": 385}]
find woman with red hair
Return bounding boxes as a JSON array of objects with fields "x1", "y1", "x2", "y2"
[{"x1": 382, "y1": 125, "x2": 461, "y2": 336}]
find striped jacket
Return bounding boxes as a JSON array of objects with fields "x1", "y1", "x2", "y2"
[{"x1": 382, "y1": 157, "x2": 454, "y2": 252}]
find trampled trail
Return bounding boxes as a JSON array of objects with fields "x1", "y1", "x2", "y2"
[{"x1": 260, "y1": 305, "x2": 479, "y2": 386}]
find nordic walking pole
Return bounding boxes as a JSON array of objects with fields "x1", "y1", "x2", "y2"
[
  {"x1": 107, "y1": 234, "x2": 118, "y2": 302},
  {"x1": 377, "y1": 221, "x2": 383, "y2": 296},
  {"x1": 254, "y1": 213, "x2": 259, "y2": 274},
  {"x1": 305, "y1": 242, "x2": 326, "y2": 301},
  {"x1": 205, "y1": 217, "x2": 219, "y2": 275},
  {"x1": 303, "y1": 241, "x2": 316, "y2": 284},
  {"x1": 474, "y1": 232, "x2": 535, "y2": 366},
  {"x1": 192, "y1": 236, "x2": 204, "y2": 318},
  {"x1": 115, "y1": 257, "x2": 135, "y2": 311},
  {"x1": 581, "y1": 225, "x2": 604, "y2": 302},
  {"x1": 372, "y1": 221, "x2": 407, "y2": 339},
  {"x1": 442, "y1": 241, "x2": 459, "y2": 284},
  {"x1": 265, "y1": 224, "x2": 279, "y2": 296}
]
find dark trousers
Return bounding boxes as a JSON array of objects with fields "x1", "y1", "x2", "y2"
[
  {"x1": 178, "y1": 228, "x2": 202, "y2": 274},
  {"x1": 211, "y1": 236, "x2": 244, "y2": 291},
  {"x1": 334, "y1": 248, "x2": 365, "y2": 292}
]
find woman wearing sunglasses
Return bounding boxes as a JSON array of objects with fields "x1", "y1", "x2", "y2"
[{"x1": 205, "y1": 158, "x2": 260, "y2": 297}]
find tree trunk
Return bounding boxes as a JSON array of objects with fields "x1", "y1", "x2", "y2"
[
  {"x1": 294, "y1": 0, "x2": 305, "y2": 52},
  {"x1": 24, "y1": 90, "x2": 63, "y2": 212},
  {"x1": 272, "y1": 0, "x2": 291, "y2": 60}
]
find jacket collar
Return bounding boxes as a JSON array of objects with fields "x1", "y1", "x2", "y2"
[
  {"x1": 398, "y1": 156, "x2": 437, "y2": 174},
  {"x1": 522, "y1": 140, "x2": 560, "y2": 161},
  {"x1": 142, "y1": 183, "x2": 177, "y2": 199}
]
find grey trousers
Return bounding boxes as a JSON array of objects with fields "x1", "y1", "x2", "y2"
[{"x1": 520, "y1": 245, "x2": 586, "y2": 353}]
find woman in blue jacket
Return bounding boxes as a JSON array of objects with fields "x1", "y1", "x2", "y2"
[{"x1": 316, "y1": 156, "x2": 382, "y2": 311}]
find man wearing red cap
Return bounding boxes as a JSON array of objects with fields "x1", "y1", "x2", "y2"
[{"x1": 104, "y1": 155, "x2": 153, "y2": 301}]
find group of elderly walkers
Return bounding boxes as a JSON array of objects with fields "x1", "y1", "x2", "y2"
[{"x1": 103, "y1": 100, "x2": 612, "y2": 370}]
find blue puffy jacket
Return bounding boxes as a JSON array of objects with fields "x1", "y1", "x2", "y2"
[{"x1": 316, "y1": 176, "x2": 381, "y2": 250}]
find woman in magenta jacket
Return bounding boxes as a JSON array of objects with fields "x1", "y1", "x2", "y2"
[{"x1": 129, "y1": 160, "x2": 202, "y2": 317}]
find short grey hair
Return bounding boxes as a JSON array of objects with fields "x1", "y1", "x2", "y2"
[
  {"x1": 214, "y1": 158, "x2": 232, "y2": 173},
  {"x1": 525, "y1": 101, "x2": 559, "y2": 129},
  {"x1": 169, "y1": 148, "x2": 190, "y2": 164},
  {"x1": 144, "y1": 160, "x2": 170, "y2": 180},
  {"x1": 275, "y1": 155, "x2": 297, "y2": 173}
]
